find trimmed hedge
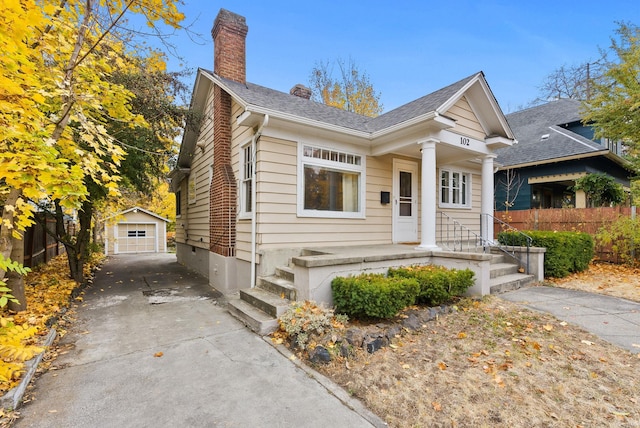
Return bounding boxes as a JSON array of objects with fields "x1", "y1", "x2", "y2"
[
  {"x1": 331, "y1": 265, "x2": 475, "y2": 319},
  {"x1": 331, "y1": 274, "x2": 419, "y2": 319},
  {"x1": 388, "y1": 265, "x2": 475, "y2": 305},
  {"x1": 498, "y1": 230, "x2": 593, "y2": 278}
]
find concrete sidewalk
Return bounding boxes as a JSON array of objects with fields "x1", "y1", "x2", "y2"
[
  {"x1": 500, "y1": 285, "x2": 640, "y2": 354},
  {"x1": 15, "y1": 254, "x2": 384, "y2": 428}
]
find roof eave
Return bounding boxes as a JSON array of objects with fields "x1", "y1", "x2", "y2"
[{"x1": 498, "y1": 150, "x2": 611, "y2": 170}]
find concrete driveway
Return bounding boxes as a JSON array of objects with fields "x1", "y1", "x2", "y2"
[{"x1": 15, "y1": 254, "x2": 382, "y2": 428}]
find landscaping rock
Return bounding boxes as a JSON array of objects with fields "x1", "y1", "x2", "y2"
[
  {"x1": 365, "y1": 337, "x2": 384, "y2": 354},
  {"x1": 385, "y1": 325, "x2": 402, "y2": 341},
  {"x1": 309, "y1": 346, "x2": 331, "y2": 364},
  {"x1": 345, "y1": 327, "x2": 365, "y2": 347},
  {"x1": 402, "y1": 313, "x2": 421, "y2": 331},
  {"x1": 340, "y1": 341, "x2": 352, "y2": 358}
]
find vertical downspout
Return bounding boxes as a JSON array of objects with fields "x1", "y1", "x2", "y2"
[{"x1": 250, "y1": 114, "x2": 269, "y2": 288}]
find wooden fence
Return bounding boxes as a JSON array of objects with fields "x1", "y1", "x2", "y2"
[
  {"x1": 22, "y1": 215, "x2": 75, "y2": 268},
  {"x1": 494, "y1": 207, "x2": 635, "y2": 263}
]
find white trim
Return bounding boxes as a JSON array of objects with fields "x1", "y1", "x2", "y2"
[
  {"x1": 548, "y1": 126, "x2": 601, "y2": 149},
  {"x1": 438, "y1": 168, "x2": 473, "y2": 210},
  {"x1": 392, "y1": 159, "x2": 419, "y2": 243},
  {"x1": 416, "y1": 139, "x2": 439, "y2": 250},
  {"x1": 297, "y1": 142, "x2": 366, "y2": 219},
  {"x1": 238, "y1": 138, "x2": 254, "y2": 220},
  {"x1": 113, "y1": 224, "x2": 119, "y2": 254},
  {"x1": 105, "y1": 206, "x2": 170, "y2": 223},
  {"x1": 115, "y1": 222, "x2": 159, "y2": 254}
]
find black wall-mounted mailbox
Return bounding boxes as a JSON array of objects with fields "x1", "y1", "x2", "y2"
[{"x1": 380, "y1": 191, "x2": 390, "y2": 204}]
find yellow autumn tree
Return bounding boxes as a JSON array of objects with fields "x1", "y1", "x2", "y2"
[
  {"x1": 0, "y1": 0, "x2": 185, "y2": 307},
  {"x1": 309, "y1": 57, "x2": 383, "y2": 117}
]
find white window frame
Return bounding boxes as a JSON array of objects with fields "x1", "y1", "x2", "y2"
[
  {"x1": 439, "y1": 168, "x2": 472, "y2": 209},
  {"x1": 175, "y1": 190, "x2": 182, "y2": 218},
  {"x1": 297, "y1": 143, "x2": 366, "y2": 219},
  {"x1": 239, "y1": 141, "x2": 254, "y2": 219},
  {"x1": 187, "y1": 172, "x2": 196, "y2": 205}
]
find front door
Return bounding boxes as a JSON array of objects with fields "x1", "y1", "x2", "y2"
[{"x1": 392, "y1": 159, "x2": 418, "y2": 243}]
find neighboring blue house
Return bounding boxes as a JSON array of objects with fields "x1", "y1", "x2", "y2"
[{"x1": 494, "y1": 99, "x2": 632, "y2": 210}]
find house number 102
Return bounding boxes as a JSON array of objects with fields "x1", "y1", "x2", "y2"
[{"x1": 460, "y1": 137, "x2": 470, "y2": 146}]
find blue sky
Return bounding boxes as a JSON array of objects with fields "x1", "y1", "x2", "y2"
[{"x1": 151, "y1": 1, "x2": 639, "y2": 114}]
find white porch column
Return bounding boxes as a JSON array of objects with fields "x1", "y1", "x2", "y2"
[
  {"x1": 481, "y1": 154, "x2": 497, "y2": 243},
  {"x1": 416, "y1": 139, "x2": 439, "y2": 250}
]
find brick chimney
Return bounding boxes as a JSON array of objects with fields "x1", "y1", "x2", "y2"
[
  {"x1": 290, "y1": 84, "x2": 312, "y2": 100},
  {"x1": 209, "y1": 9, "x2": 249, "y2": 259},
  {"x1": 212, "y1": 9, "x2": 248, "y2": 83}
]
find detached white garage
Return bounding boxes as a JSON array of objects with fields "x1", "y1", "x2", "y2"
[{"x1": 105, "y1": 207, "x2": 170, "y2": 255}]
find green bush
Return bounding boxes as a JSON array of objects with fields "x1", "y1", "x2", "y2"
[
  {"x1": 595, "y1": 216, "x2": 640, "y2": 265},
  {"x1": 388, "y1": 265, "x2": 475, "y2": 305},
  {"x1": 498, "y1": 230, "x2": 594, "y2": 278},
  {"x1": 331, "y1": 273, "x2": 419, "y2": 319}
]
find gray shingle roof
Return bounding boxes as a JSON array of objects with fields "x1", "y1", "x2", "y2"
[
  {"x1": 496, "y1": 98, "x2": 606, "y2": 167},
  {"x1": 207, "y1": 69, "x2": 479, "y2": 134}
]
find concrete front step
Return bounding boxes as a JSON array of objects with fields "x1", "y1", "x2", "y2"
[
  {"x1": 275, "y1": 266, "x2": 295, "y2": 283},
  {"x1": 258, "y1": 275, "x2": 297, "y2": 301},
  {"x1": 240, "y1": 287, "x2": 290, "y2": 318},
  {"x1": 490, "y1": 262, "x2": 520, "y2": 279},
  {"x1": 490, "y1": 253, "x2": 512, "y2": 264},
  {"x1": 227, "y1": 298, "x2": 279, "y2": 335},
  {"x1": 490, "y1": 273, "x2": 535, "y2": 294}
]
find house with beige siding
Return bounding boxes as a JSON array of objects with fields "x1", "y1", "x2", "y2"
[{"x1": 170, "y1": 9, "x2": 542, "y2": 333}]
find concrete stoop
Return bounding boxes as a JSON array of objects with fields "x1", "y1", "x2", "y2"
[
  {"x1": 227, "y1": 268, "x2": 296, "y2": 335},
  {"x1": 489, "y1": 253, "x2": 535, "y2": 294}
]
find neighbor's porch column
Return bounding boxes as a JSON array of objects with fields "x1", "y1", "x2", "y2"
[
  {"x1": 481, "y1": 154, "x2": 497, "y2": 243},
  {"x1": 417, "y1": 139, "x2": 440, "y2": 250}
]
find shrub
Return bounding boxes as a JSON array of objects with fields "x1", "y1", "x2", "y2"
[
  {"x1": 331, "y1": 273, "x2": 419, "y2": 319},
  {"x1": 498, "y1": 230, "x2": 593, "y2": 278},
  {"x1": 595, "y1": 216, "x2": 640, "y2": 265},
  {"x1": 388, "y1": 265, "x2": 475, "y2": 305},
  {"x1": 277, "y1": 301, "x2": 348, "y2": 350}
]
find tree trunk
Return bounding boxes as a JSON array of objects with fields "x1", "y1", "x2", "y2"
[
  {"x1": 7, "y1": 231, "x2": 26, "y2": 312},
  {"x1": 1, "y1": 188, "x2": 27, "y2": 311},
  {"x1": 61, "y1": 200, "x2": 93, "y2": 284},
  {"x1": 0, "y1": 188, "x2": 21, "y2": 267}
]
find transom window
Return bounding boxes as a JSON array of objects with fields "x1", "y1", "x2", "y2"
[
  {"x1": 440, "y1": 169, "x2": 471, "y2": 208},
  {"x1": 299, "y1": 144, "x2": 364, "y2": 218}
]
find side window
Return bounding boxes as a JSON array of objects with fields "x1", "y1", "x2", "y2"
[
  {"x1": 439, "y1": 169, "x2": 470, "y2": 208},
  {"x1": 239, "y1": 143, "x2": 253, "y2": 217}
]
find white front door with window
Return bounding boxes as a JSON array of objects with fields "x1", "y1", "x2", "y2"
[{"x1": 392, "y1": 159, "x2": 418, "y2": 243}]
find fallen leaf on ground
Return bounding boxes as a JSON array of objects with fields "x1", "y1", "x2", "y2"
[{"x1": 154, "y1": 352, "x2": 163, "y2": 358}]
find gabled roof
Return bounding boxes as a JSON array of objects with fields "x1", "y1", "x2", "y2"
[
  {"x1": 204, "y1": 69, "x2": 513, "y2": 139},
  {"x1": 107, "y1": 207, "x2": 170, "y2": 223},
  {"x1": 172, "y1": 70, "x2": 515, "y2": 178},
  {"x1": 496, "y1": 99, "x2": 629, "y2": 169}
]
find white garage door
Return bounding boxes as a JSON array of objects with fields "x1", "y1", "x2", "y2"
[{"x1": 117, "y1": 223, "x2": 157, "y2": 253}]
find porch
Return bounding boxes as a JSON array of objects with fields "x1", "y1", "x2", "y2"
[{"x1": 228, "y1": 243, "x2": 545, "y2": 334}]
